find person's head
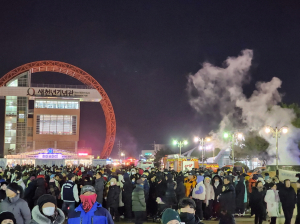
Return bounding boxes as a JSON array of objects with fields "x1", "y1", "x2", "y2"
[
  {"x1": 214, "y1": 177, "x2": 220, "y2": 183},
  {"x1": 269, "y1": 183, "x2": 277, "y2": 190},
  {"x1": 204, "y1": 177, "x2": 211, "y2": 184},
  {"x1": 141, "y1": 174, "x2": 147, "y2": 181},
  {"x1": 0, "y1": 182, "x2": 8, "y2": 191},
  {"x1": 37, "y1": 195, "x2": 57, "y2": 217},
  {"x1": 96, "y1": 172, "x2": 102, "y2": 179},
  {"x1": 188, "y1": 173, "x2": 193, "y2": 180},
  {"x1": 55, "y1": 174, "x2": 61, "y2": 181},
  {"x1": 137, "y1": 179, "x2": 144, "y2": 186},
  {"x1": 110, "y1": 178, "x2": 117, "y2": 186},
  {"x1": 80, "y1": 185, "x2": 97, "y2": 212},
  {"x1": 284, "y1": 179, "x2": 291, "y2": 188},
  {"x1": 0, "y1": 211, "x2": 16, "y2": 224},
  {"x1": 178, "y1": 198, "x2": 196, "y2": 215},
  {"x1": 162, "y1": 208, "x2": 181, "y2": 224},
  {"x1": 297, "y1": 180, "x2": 300, "y2": 189},
  {"x1": 15, "y1": 173, "x2": 22, "y2": 181},
  {"x1": 223, "y1": 176, "x2": 231, "y2": 185},
  {"x1": 6, "y1": 183, "x2": 22, "y2": 198},
  {"x1": 273, "y1": 176, "x2": 279, "y2": 183},
  {"x1": 67, "y1": 173, "x2": 75, "y2": 182}
]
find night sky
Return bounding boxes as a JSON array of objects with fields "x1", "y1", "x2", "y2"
[{"x1": 1, "y1": 1, "x2": 300, "y2": 157}]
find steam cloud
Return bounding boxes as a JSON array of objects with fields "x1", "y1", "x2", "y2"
[{"x1": 187, "y1": 49, "x2": 300, "y2": 165}]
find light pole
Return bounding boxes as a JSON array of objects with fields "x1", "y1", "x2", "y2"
[
  {"x1": 194, "y1": 137, "x2": 211, "y2": 168},
  {"x1": 223, "y1": 132, "x2": 244, "y2": 167},
  {"x1": 265, "y1": 126, "x2": 288, "y2": 170},
  {"x1": 121, "y1": 152, "x2": 125, "y2": 160},
  {"x1": 173, "y1": 140, "x2": 188, "y2": 156}
]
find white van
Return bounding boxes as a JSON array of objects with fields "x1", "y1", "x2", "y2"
[{"x1": 137, "y1": 161, "x2": 154, "y2": 171}]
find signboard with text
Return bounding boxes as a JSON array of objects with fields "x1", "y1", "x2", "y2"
[{"x1": 182, "y1": 161, "x2": 194, "y2": 171}]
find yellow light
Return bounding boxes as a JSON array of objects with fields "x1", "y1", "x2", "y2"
[
  {"x1": 265, "y1": 127, "x2": 271, "y2": 134},
  {"x1": 183, "y1": 140, "x2": 188, "y2": 145},
  {"x1": 282, "y1": 127, "x2": 288, "y2": 134},
  {"x1": 237, "y1": 133, "x2": 243, "y2": 139},
  {"x1": 194, "y1": 137, "x2": 199, "y2": 143},
  {"x1": 173, "y1": 140, "x2": 178, "y2": 145},
  {"x1": 206, "y1": 137, "x2": 211, "y2": 142}
]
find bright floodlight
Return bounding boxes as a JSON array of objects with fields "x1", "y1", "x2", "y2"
[
  {"x1": 265, "y1": 127, "x2": 271, "y2": 134},
  {"x1": 223, "y1": 133, "x2": 229, "y2": 138},
  {"x1": 206, "y1": 145, "x2": 212, "y2": 150},
  {"x1": 237, "y1": 133, "x2": 243, "y2": 139},
  {"x1": 183, "y1": 140, "x2": 188, "y2": 145},
  {"x1": 173, "y1": 140, "x2": 178, "y2": 145},
  {"x1": 282, "y1": 127, "x2": 288, "y2": 134},
  {"x1": 194, "y1": 137, "x2": 199, "y2": 142},
  {"x1": 206, "y1": 137, "x2": 211, "y2": 142}
]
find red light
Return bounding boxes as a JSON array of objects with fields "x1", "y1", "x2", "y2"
[{"x1": 78, "y1": 153, "x2": 88, "y2": 156}]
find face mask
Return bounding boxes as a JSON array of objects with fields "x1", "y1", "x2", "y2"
[
  {"x1": 110, "y1": 182, "x2": 114, "y2": 186},
  {"x1": 80, "y1": 194, "x2": 97, "y2": 212},
  {"x1": 132, "y1": 180, "x2": 135, "y2": 183},
  {"x1": 127, "y1": 172, "x2": 130, "y2": 174},
  {"x1": 229, "y1": 174, "x2": 232, "y2": 176},
  {"x1": 131, "y1": 172, "x2": 136, "y2": 175},
  {"x1": 42, "y1": 207, "x2": 55, "y2": 216},
  {"x1": 215, "y1": 180, "x2": 219, "y2": 183}
]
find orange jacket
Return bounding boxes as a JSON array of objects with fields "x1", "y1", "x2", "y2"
[
  {"x1": 184, "y1": 176, "x2": 197, "y2": 197},
  {"x1": 248, "y1": 178, "x2": 257, "y2": 193}
]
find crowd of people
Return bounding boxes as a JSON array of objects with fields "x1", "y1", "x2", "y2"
[{"x1": 0, "y1": 164, "x2": 299, "y2": 224}]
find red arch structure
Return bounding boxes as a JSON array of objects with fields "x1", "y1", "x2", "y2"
[{"x1": 0, "y1": 61, "x2": 116, "y2": 158}]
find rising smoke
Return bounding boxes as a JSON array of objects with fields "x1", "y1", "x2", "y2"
[{"x1": 187, "y1": 49, "x2": 300, "y2": 165}]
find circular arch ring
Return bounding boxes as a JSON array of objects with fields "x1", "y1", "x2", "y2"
[{"x1": 0, "y1": 61, "x2": 116, "y2": 158}]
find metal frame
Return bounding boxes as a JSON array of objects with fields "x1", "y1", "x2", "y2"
[{"x1": 0, "y1": 61, "x2": 116, "y2": 158}]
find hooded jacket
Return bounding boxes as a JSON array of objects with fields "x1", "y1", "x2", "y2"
[
  {"x1": 132, "y1": 184, "x2": 146, "y2": 211},
  {"x1": 219, "y1": 182, "x2": 236, "y2": 214},
  {"x1": 68, "y1": 202, "x2": 114, "y2": 224},
  {"x1": 278, "y1": 180, "x2": 296, "y2": 210},
  {"x1": 30, "y1": 206, "x2": 65, "y2": 224},
  {"x1": 211, "y1": 175, "x2": 223, "y2": 200},
  {"x1": 0, "y1": 194, "x2": 31, "y2": 224},
  {"x1": 184, "y1": 175, "x2": 197, "y2": 197},
  {"x1": 235, "y1": 176, "x2": 245, "y2": 209},
  {"x1": 192, "y1": 176, "x2": 206, "y2": 200}
]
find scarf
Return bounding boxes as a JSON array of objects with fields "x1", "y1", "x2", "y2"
[
  {"x1": 214, "y1": 181, "x2": 219, "y2": 188},
  {"x1": 273, "y1": 189, "x2": 279, "y2": 202},
  {"x1": 80, "y1": 194, "x2": 97, "y2": 212}
]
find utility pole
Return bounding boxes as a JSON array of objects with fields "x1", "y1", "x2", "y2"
[{"x1": 117, "y1": 141, "x2": 122, "y2": 159}]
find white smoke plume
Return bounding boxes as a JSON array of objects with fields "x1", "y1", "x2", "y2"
[{"x1": 187, "y1": 49, "x2": 300, "y2": 165}]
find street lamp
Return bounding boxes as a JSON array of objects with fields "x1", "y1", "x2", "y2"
[
  {"x1": 120, "y1": 152, "x2": 125, "y2": 160},
  {"x1": 173, "y1": 140, "x2": 188, "y2": 156},
  {"x1": 194, "y1": 137, "x2": 211, "y2": 168},
  {"x1": 264, "y1": 126, "x2": 288, "y2": 170},
  {"x1": 223, "y1": 132, "x2": 244, "y2": 166}
]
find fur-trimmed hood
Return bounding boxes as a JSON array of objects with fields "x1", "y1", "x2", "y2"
[{"x1": 30, "y1": 205, "x2": 65, "y2": 224}]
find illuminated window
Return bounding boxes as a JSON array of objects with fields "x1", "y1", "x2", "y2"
[
  {"x1": 36, "y1": 115, "x2": 77, "y2": 135},
  {"x1": 35, "y1": 100, "x2": 79, "y2": 109}
]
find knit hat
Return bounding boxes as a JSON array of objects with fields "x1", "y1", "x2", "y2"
[
  {"x1": 139, "y1": 169, "x2": 144, "y2": 175},
  {"x1": 162, "y1": 208, "x2": 181, "y2": 224},
  {"x1": 0, "y1": 211, "x2": 16, "y2": 224},
  {"x1": 81, "y1": 185, "x2": 96, "y2": 195},
  {"x1": 7, "y1": 183, "x2": 22, "y2": 195},
  {"x1": 137, "y1": 179, "x2": 144, "y2": 184},
  {"x1": 37, "y1": 194, "x2": 57, "y2": 210},
  {"x1": 252, "y1": 174, "x2": 258, "y2": 180}
]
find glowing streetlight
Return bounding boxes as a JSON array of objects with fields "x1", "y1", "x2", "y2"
[
  {"x1": 194, "y1": 137, "x2": 211, "y2": 168},
  {"x1": 264, "y1": 126, "x2": 288, "y2": 170},
  {"x1": 173, "y1": 140, "x2": 188, "y2": 156}
]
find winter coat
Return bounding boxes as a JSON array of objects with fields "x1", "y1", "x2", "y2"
[
  {"x1": 219, "y1": 183, "x2": 236, "y2": 215},
  {"x1": 212, "y1": 175, "x2": 223, "y2": 201},
  {"x1": 0, "y1": 194, "x2": 31, "y2": 224},
  {"x1": 30, "y1": 206, "x2": 65, "y2": 224},
  {"x1": 132, "y1": 184, "x2": 146, "y2": 211},
  {"x1": 175, "y1": 176, "x2": 186, "y2": 202},
  {"x1": 184, "y1": 176, "x2": 197, "y2": 197},
  {"x1": 68, "y1": 202, "x2": 114, "y2": 224},
  {"x1": 249, "y1": 187, "x2": 266, "y2": 216},
  {"x1": 24, "y1": 179, "x2": 37, "y2": 204},
  {"x1": 122, "y1": 176, "x2": 133, "y2": 206},
  {"x1": 49, "y1": 180, "x2": 60, "y2": 198},
  {"x1": 235, "y1": 176, "x2": 245, "y2": 209},
  {"x1": 106, "y1": 185, "x2": 120, "y2": 208},
  {"x1": 264, "y1": 189, "x2": 280, "y2": 217},
  {"x1": 33, "y1": 177, "x2": 46, "y2": 205},
  {"x1": 165, "y1": 180, "x2": 177, "y2": 206},
  {"x1": 94, "y1": 177, "x2": 104, "y2": 204},
  {"x1": 179, "y1": 212, "x2": 202, "y2": 224},
  {"x1": 278, "y1": 184, "x2": 296, "y2": 210},
  {"x1": 248, "y1": 178, "x2": 256, "y2": 193},
  {"x1": 156, "y1": 181, "x2": 166, "y2": 200},
  {"x1": 192, "y1": 176, "x2": 206, "y2": 200}
]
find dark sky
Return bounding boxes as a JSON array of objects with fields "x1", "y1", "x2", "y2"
[{"x1": 1, "y1": 1, "x2": 300, "y2": 157}]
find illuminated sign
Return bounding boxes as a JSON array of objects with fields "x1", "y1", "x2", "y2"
[
  {"x1": 38, "y1": 153, "x2": 62, "y2": 159},
  {"x1": 78, "y1": 153, "x2": 88, "y2": 156},
  {"x1": 145, "y1": 153, "x2": 152, "y2": 156}
]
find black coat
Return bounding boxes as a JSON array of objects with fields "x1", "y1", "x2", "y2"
[
  {"x1": 212, "y1": 175, "x2": 223, "y2": 201},
  {"x1": 219, "y1": 184, "x2": 236, "y2": 215},
  {"x1": 175, "y1": 176, "x2": 186, "y2": 202},
  {"x1": 122, "y1": 178, "x2": 133, "y2": 205},
  {"x1": 249, "y1": 187, "x2": 266, "y2": 216},
  {"x1": 156, "y1": 181, "x2": 166, "y2": 200},
  {"x1": 165, "y1": 181, "x2": 177, "y2": 206},
  {"x1": 279, "y1": 184, "x2": 296, "y2": 210},
  {"x1": 33, "y1": 178, "x2": 46, "y2": 205},
  {"x1": 107, "y1": 185, "x2": 120, "y2": 208},
  {"x1": 235, "y1": 176, "x2": 245, "y2": 209}
]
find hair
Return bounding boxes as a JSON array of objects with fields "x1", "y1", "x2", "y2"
[
  {"x1": 178, "y1": 198, "x2": 196, "y2": 210},
  {"x1": 16, "y1": 172, "x2": 22, "y2": 181},
  {"x1": 268, "y1": 183, "x2": 275, "y2": 189},
  {"x1": 255, "y1": 180, "x2": 263, "y2": 187},
  {"x1": 97, "y1": 172, "x2": 102, "y2": 177}
]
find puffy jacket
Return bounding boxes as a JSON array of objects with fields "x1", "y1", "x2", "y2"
[
  {"x1": 219, "y1": 184, "x2": 236, "y2": 214},
  {"x1": 0, "y1": 194, "x2": 31, "y2": 224},
  {"x1": 33, "y1": 177, "x2": 46, "y2": 205},
  {"x1": 184, "y1": 176, "x2": 197, "y2": 197},
  {"x1": 30, "y1": 205, "x2": 65, "y2": 224},
  {"x1": 106, "y1": 185, "x2": 120, "y2": 208},
  {"x1": 192, "y1": 176, "x2": 206, "y2": 200},
  {"x1": 264, "y1": 189, "x2": 280, "y2": 217},
  {"x1": 68, "y1": 202, "x2": 114, "y2": 224},
  {"x1": 94, "y1": 178, "x2": 105, "y2": 204},
  {"x1": 132, "y1": 184, "x2": 146, "y2": 211}
]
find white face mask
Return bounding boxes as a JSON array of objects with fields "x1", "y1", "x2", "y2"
[
  {"x1": 43, "y1": 207, "x2": 55, "y2": 216},
  {"x1": 131, "y1": 171, "x2": 136, "y2": 175},
  {"x1": 110, "y1": 182, "x2": 114, "y2": 186}
]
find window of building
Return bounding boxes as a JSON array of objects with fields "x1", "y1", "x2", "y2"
[
  {"x1": 27, "y1": 127, "x2": 33, "y2": 136},
  {"x1": 35, "y1": 100, "x2": 79, "y2": 109},
  {"x1": 36, "y1": 115, "x2": 77, "y2": 135}
]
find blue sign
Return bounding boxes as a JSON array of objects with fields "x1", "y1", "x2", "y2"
[{"x1": 48, "y1": 148, "x2": 53, "y2": 154}]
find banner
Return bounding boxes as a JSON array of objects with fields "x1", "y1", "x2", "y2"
[
  {"x1": 0, "y1": 159, "x2": 7, "y2": 168},
  {"x1": 279, "y1": 169, "x2": 299, "y2": 182},
  {"x1": 182, "y1": 161, "x2": 194, "y2": 171},
  {"x1": 92, "y1": 159, "x2": 107, "y2": 166}
]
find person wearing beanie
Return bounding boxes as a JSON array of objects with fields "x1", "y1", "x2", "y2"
[
  {"x1": 162, "y1": 208, "x2": 181, "y2": 224},
  {"x1": 68, "y1": 185, "x2": 113, "y2": 224},
  {"x1": 0, "y1": 183, "x2": 31, "y2": 224},
  {"x1": 132, "y1": 179, "x2": 146, "y2": 224},
  {"x1": 106, "y1": 177, "x2": 120, "y2": 221},
  {"x1": 61, "y1": 173, "x2": 79, "y2": 216},
  {"x1": 0, "y1": 211, "x2": 16, "y2": 224},
  {"x1": 30, "y1": 194, "x2": 65, "y2": 224}
]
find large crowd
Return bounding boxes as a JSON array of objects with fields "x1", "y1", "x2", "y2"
[{"x1": 0, "y1": 164, "x2": 299, "y2": 224}]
